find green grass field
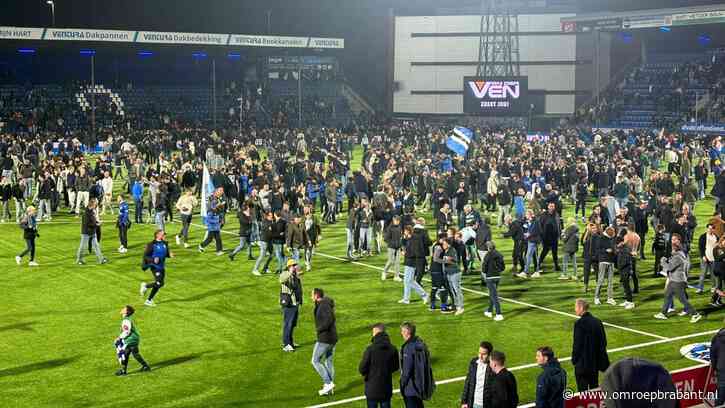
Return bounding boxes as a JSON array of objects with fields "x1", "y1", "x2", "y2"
[{"x1": 2, "y1": 157, "x2": 723, "y2": 408}]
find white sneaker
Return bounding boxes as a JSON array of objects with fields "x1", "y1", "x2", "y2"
[
  {"x1": 654, "y1": 312, "x2": 668, "y2": 320},
  {"x1": 455, "y1": 308, "x2": 465, "y2": 316},
  {"x1": 28, "y1": 261, "x2": 39, "y2": 266},
  {"x1": 484, "y1": 311, "x2": 493, "y2": 318},
  {"x1": 594, "y1": 298, "x2": 601, "y2": 305},
  {"x1": 494, "y1": 314, "x2": 504, "y2": 321},
  {"x1": 381, "y1": 272, "x2": 387, "y2": 281},
  {"x1": 15, "y1": 256, "x2": 21, "y2": 265},
  {"x1": 531, "y1": 271, "x2": 541, "y2": 278},
  {"x1": 140, "y1": 282, "x2": 148, "y2": 296},
  {"x1": 678, "y1": 311, "x2": 688, "y2": 317},
  {"x1": 393, "y1": 276, "x2": 402, "y2": 282},
  {"x1": 423, "y1": 296, "x2": 430, "y2": 305},
  {"x1": 216, "y1": 251, "x2": 224, "y2": 256},
  {"x1": 306, "y1": 264, "x2": 311, "y2": 272},
  {"x1": 144, "y1": 299, "x2": 156, "y2": 307},
  {"x1": 282, "y1": 344, "x2": 295, "y2": 352},
  {"x1": 558, "y1": 275, "x2": 568, "y2": 280},
  {"x1": 619, "y1": 301, "x2": 629, "y2": 306},
  {"x1": 184, "y1": 243, "x2": 190, "y2": 248},
  {"x1": 606, "y1": 298, "x2": 617, "y2": 306},
  {"x1": 667, "y1": 308, "x2": 676, "y2": 314},
  {"x1": 175, "y1": 235, "x2": 181, "y2": 245},
  {"x1": 118, "y1": 246, "x2": 124, "y2": 253},
  {"x1": 624, "y1": 302, "x2": 635, "y2": 310},
  {"x1": 252, "y1": 270, "x2": 261, "y2": 276},
  {"x1": 398, "y1": 299, "x2": 410, "y2": 304},
  {"x1": 318, "y1": 383, "x2": 335, "y2": 396},
  {"x1": 198, "y1": 245, "x2": 205, "y2": 253},
  {"x1": 516, "y1": 272, "x2": 528, "y2": 279},
  {"x1": 691, "y1": 314, "x2": 702, "y2": 323}
]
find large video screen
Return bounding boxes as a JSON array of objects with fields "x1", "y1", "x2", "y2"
[{"x1": 463, "y1": 76, "x2": 529, "y2": 116}]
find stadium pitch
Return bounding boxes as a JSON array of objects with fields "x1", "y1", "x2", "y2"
[{"x1": 1, "y1": 168, "x2": 723, "y2": 408}]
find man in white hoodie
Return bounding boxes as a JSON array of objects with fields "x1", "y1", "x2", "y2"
[{"x1": 100, "y1": 171, "x2": 114, "y2": 214}]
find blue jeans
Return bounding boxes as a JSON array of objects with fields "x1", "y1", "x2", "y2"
[
  {"x1": 311, "y1": 342, "x2": 336, "y2": 384},
  {"x1": 273, "y1": 243, "x2": 286, "y2": 273},
  {"x1": 525, "y1": 242, "x2": 538, "y2": 273},
  {"x1": 403, "y1": 265, "x2": 427, "y2": 301},
  {"x1": 446, "y1": 270, "x2": 463, "y2": 309},
  {"x1": 155, "y1": 210, "x2": 166, "y2": 231},
  {"x1": 486, "y1": 279, "x2": 501, "y2": 315},
  {"x1": 281, "y1": 305, "x2": 298, "y2": 346},
  {"x1": 366, "y1": 400, "x2": 391, "y2": 408},
  {"x1": 253, "y1": 241, "x2": 269, "y2": 272},
  {"x1": 403, "y1": 396, "x2": 424, "y2": 408},
  {"x1": 289, "y1": 248, "x2": 301, "y2": 262}
]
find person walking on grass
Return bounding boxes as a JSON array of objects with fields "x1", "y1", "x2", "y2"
[
  {"x1": 482, "y1": 241, "x2": 505, "y2": 321},
  {"x1": 572, "y1": 299, "x2": 609, "y2": 392},
  {"x1": 15, "y1": 206, "x2": 39, "y2": 266},
  {"x1": 489, "y1": 351, "x2": 519, "y2": 408},
  {"x1": 114, "y1": 305, "x2": 151, "y2": 376},
  {"x1": 116, "y1": 194, "x2": 130, "y2": 254},
  {"x1": 359, "y1": 323, "x2": 400, "y2": 408},
  {"x1": 460, "y1": 341, "x2": 495, "y2": 408},
  {"x1": 198, "y1": 207, "x2": 223, "y2": 256},
  {"x1": 400, "y1": 226, "x2": 429, "y2": 306},
  {"x1": 535, "y1": 346, "x2": 567, "y2": 408},
  {"x1": 382, "y1": 216, "x2": 403, "y2": 281},
  {"x1": 229, "y1": 204, "x2": 254, "y2": 261},
  {"x1": 303, "y1": 205, "x2": 322, "y2": 272},
  {"x1": 654, "y1": 235, "x2": 702, "y2": 323},
  {"x1": 560, "y1": 217, "x2": 579, "y2": 280},
  {"x1": 399, "y1": 322, "x2": 435, "y2": 408},
  {"x1": 174, "y1": 190, "x2": 197, "y2": 249},
  {"x1": 429, "y1": 233, "x2": 451, "y2": 313},
  {"x1": 311, "y1": 288, "x2": 337, "y2": 396},
  {"x1": 280, "y1": 259, "x2": 303, "y2": 352},
  {"x1": 139, "y1": 230, "x2": 173, "y2": 307},
  {"x1": 76, "y1": 198, "x2": 108, "y2": 265},
  {"x1": 593, "y1": 226, "x2": 616, "y2": 306}
]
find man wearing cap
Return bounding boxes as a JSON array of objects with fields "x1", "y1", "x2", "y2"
[{"x1": 280, "y1": 258, "x2": 304, "y2": 352}]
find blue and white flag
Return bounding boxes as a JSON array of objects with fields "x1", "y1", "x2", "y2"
[
  {"x1": 199, "y1": 163, "x2": 215, "y2": 225},
  {"x1": 446, "y1": 126, "x2": 474, "y2": 156}
]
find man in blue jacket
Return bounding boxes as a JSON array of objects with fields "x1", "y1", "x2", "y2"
[
  {"x1": 399, "y1": 322, "x2": 433, "y2": 408},
  {"x1": 535, "y1": 346, "x2": 566, "y2": 408},
  {"x1": 131, "y1": 180, "x2": 144, "y2": 224}
]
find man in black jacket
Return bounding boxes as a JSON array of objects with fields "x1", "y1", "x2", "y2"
[
  {"x1": 572, "y1": 298, "x2": 609, "y2": 391},
  {"x1": 359, "y1": 323, "x2": 400, "y2": 408},
  {"x1": 633, "y1": 201, "x2": 649, "y2": 260},
  {"x1": 489, "y1": 351, "x2": 519, "y2": 408},
  {"x1": 312, "y1": 288, "x2": 337, "y2": 396},
  {"x1": 410, "y1": 218, "x2": 432, "y2": 283},
  {"x1": 76, "y1": 198, "x2": 107, "y2": 265},
  {"x1": 460, "y1": 341, "x2": 495, "y2": 408},
  {"x1": 710, "y1": 322, "x2": 725, "y2": 407},
  {"x1": 537, "y1": 203, "x2": 561, "y2": 273},
  {"x1": 535, "y1": 346, "x2": 566, "y2": 408}
]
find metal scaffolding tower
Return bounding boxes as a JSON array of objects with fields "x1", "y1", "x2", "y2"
[{"x1": 476, "y1": 0, "x2": 520, "y2": 77}]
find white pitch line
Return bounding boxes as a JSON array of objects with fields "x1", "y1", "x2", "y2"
[
  {"x1": 303, "y1": 329, "x2": 719, "y2": 408},
  {"x1": 313, "y1": 252, "x2": 667, "y2": 341}
]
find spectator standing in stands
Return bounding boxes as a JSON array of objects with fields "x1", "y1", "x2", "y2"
[
  {"x1": 489, "y1": 351, "x2": 519, "y2": 408},
  {"x1": 460, "y1": 341, "x2": 495, "y2": 408},
  {"x1": 535, "y1": 346, "x2": 566, "y2": 408},
  {"x1": 311, "y1": 288, "x2": 337, "y2": 396},
  {"x1": 572, "y1": 298, "x2": 609, "y2": 391},
  {"x1": 359, "y1": 323, "x2": 400, "y2": 408}
]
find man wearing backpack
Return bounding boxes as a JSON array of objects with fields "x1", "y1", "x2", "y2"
[
  {"x1": 482, "y1": 241, "x2": 505, "y2": 321},
  {"x1": 399, "y1": 321, "x2": 435, "y2": 407}
]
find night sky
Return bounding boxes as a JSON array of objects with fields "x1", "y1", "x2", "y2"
[{"x1": 1, "y1": 0, "x2": 724, "y2": 104}]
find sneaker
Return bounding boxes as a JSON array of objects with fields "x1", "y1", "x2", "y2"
[
  {"x1": 531, "y1": 272, "x2": 541, "y2": 278},
  {"x1": 494, "y1": 314, "x2": 504, "y2": 321},
  {"x1": 228, "y1": 253, "x2": 235, "y2": 261},
  {"x1": 606, "y1": 298, "x2": 617, "y2": 306},
  {"x1": 144, "y1": 299, "x2": 156, "y2": 307},
  {"x1": 594, "y1": 298, "x2": 601, "y2": 305},
  {"x1": 422, "y1": 296, "x2": 430, "y2": 305},
  {"x1": 282, "y1": 344, "x2": 295, "y2": 352},
  {"x1": 318, "y1": 383, "x2": 335, "y2": 396},
  {"x1": 398, "y1": 299, "x2": 410, "y2": 304},
  {"x1": 484, "y1": 311, "x2": 493, "y2": 318},
  {"x1": 216, "y1": 251, "x2": 224, "y2": 256},
  {"x1": 429, "y1": 305, "x2": 437, "y2": 311},
  {"x1": 696, "y1": 288, "x2": 704, "y2": 294},
  {"x1": 175, "y1": 235, "x2": 181, "y2": 245},
  {"x1": 140, "y1": 365, "x2": 151, "y2": 372},
  {"x1": 77, "y1": 260, "x2": 86, "y2": 265},
  {"x1": 455, "y1": 308, "x2": 465, "y2": 316},
  {"x1": 140, "y1": 282, "x2": 148, "y2": 296},
  {"x1": 184, "y1": 243, "x2": 190, "y2": 249},
  {"x1": 198, "y1": 245, "x2": 205, "y2": 253},
  {"x1": 115, "y1": 369, "x2": 127, "y2": 376},
  {"x1": 558, "y1": 275, "x2": 568, "y2": 280},
  {"x1": 516, "y1": 272, "x2": 528, "y2": 279},
  {"x1": 381, "y1": 272, "x2": 387, "y2": 281},
  {"x1": 653, "y1": 312, "x2": 668, "y2": 320},
  {"x1": 28, "y1": 261, "x2": 39, "y2": 266},
  {"x1": 691, "y1": 314, "x2": 702, "y2": 323},
  {"x1": 624, "y1": 302, "x2": 635, "y2": 310},
  {"x1": 118, "y1": 246, "x2": 124, "y2": 253},
  {"x1": 393, "y1": 276, "x2": 402, "y2": 282},
  {"x1": 619, "y1": 301, "x2": 629, "y2": 307},
  {"x1": 101, "y1": 258, "x2": 109, "y2": 265},
  {"x1": 678, "y1": 311, "x2": 688, "y2": 317},
  {"x1": 15, "y1": 256, "x2": 21, "y2": 265},
  {"x1": 306, "y1": 264, "x2": 311, "y2": 272},
  {"x1": 252, "y1": 270, "x2": 261, "y2": 276},
  {"x1": 667, "y1": 307, "x2": 676, "y2": 314}
]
